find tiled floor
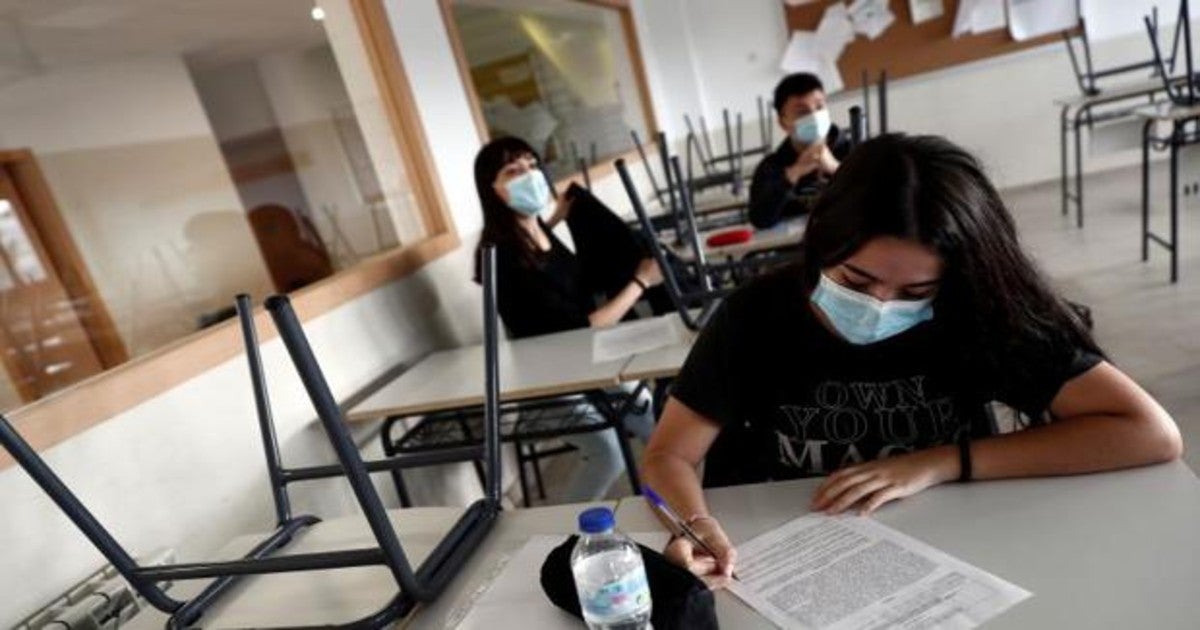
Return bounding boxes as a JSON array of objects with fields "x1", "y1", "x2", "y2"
[{"x1": 526, "y1": 162, "x2": 1200, "y2": 505}]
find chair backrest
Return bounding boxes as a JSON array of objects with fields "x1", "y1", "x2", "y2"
[
  {"x1": 1067, "y1": 1, "x2": 1177, "y2": 96},
  {"x1": 0, "y1": 283, "x2": 505, "y2": 627},
  {"x1": 616, "y1": 157, "x2": 721, "y2": 331},
  {"x1": 1146, "y1": 0, "x2": 1198, "y2": 105}
]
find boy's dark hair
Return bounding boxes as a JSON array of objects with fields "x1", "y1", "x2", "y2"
[{"x1": 773, "y1": 73, "x2": 825, "y2": 115}]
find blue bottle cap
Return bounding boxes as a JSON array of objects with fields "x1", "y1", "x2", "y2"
[{"x1": 578, "y1": 507, "x2": 616, "y2": 534}]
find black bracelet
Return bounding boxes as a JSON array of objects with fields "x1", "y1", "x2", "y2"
[
  {"x1": 957, "y1": 434, "x2": 973, "y2": 483},
  {"x1": 632, "y1": 276, "x2": 648, "y2": 292}
]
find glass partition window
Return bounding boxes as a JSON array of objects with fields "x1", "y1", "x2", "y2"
[
  {"x1": 0, "y1": 0, "x2": 434, "y2": 407},
  {"x1": 449, "y1": 0, "x2": 652, "y2": 179}
]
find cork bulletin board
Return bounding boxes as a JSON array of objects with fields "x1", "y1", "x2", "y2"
[{"x1": 784, "y1": 0, "x2": 1083, "y2": 89}]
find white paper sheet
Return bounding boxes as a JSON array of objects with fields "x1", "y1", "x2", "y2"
[
  {"x1": 908, "y1": 0, "x2": 945, "y2": 24},
  {"x1": 816, "y1": 3, "x2": 856, "y2": 62},
  {"x1": 952, "y1": 0, "x2": 978, "y2": 37},
  {"x1": 954, "y1": 0, "x2": 1007, "y2": 37},
  {"x1": 848, "y1": 0, "x2": 896, "y2": 40},
  {"x1": 971, "y1": 0, "x2": 1007, "y2": 33},
  {"x1": 453, "y1": 533, "x2": 671, "y2": 630},
  {"x1": 592, "y1": 315, "x2": 683, "y2": 363},
  {"x1": 781, "y1": 31, "x2": 846, "y2": 93},
  {"x1": 1006, "y1": 0, "x2": 1079, "y2": 41},
  {"x1": 725, "y1": 515, "x2": 1031, "y2": 630}
]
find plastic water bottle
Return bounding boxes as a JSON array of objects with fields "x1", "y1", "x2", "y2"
[{"x1": 570, "y1": 507, "x2": 653, "y2": 630}]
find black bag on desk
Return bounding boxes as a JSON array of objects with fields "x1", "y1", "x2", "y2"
[
  {"x1": 540, "y1": 534, "x2": 719, "y2": 630},
  {"x1": 563, "y1": 183, "x2": 672, "y2": 316}
]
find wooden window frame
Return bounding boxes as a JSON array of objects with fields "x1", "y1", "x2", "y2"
[
  {"x1": 0, "y1": 0, "x2": 459, "y2": 468},
  {"x1": 437, "y1": 0, "x2": 660, "y2": 187}
]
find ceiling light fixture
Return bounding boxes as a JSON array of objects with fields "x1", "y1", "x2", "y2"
[{"x1": 311, "y1": 6, "x2": 326, "y2": 21}]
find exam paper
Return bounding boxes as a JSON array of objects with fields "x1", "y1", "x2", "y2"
[
  {"x1": 726, "y1": 515, "x2": 1031, "y2": 630},
  {"x1": 1007, "y1": 0, "x2": 1079, "y2": 41},
  {"x1": 592, "y1": 315, "x2": 683, "y2": 363}
]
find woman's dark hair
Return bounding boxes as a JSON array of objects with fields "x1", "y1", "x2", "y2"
[
  {"x1": 473, "y1": 136, "x2": 553, "y2": 279},
  {"x1": 802, "y1": 133, "x2": 1101, "y2": 393}
]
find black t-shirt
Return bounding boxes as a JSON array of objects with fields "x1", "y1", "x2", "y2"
[
  {"x1": 494, "y1": 224, "x2": 593, "y2": 339},
  {"x1": 748, "y1": 127, "x2": 853, "y2": 230},
  {"x1": 671, "y1": 266, "x2": 1102, "y2": 488}
]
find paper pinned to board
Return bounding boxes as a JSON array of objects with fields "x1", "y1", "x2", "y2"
[
  {"x1": 848, "y1": 0, "x2": 896, "y2": 40},
  {"x1": 1007, "y1": 0, "x2": 1079, "y2": 41},
  {"x1": 726, "y1": 515, "x2": 1032, "y2": 630},
  {"x1": 592, "y1": 315, "x2": 684, "y2": 363},
  {"x1": 816, "y1": 2, "x2": 856, "y2": 61},
  {"x1": 908, "y1": 0, "x2": 945, "y2": 24},
  {"x1": 954, "y1": 0, "x2": 1008, "y2": 37},
  {"x1": 781, "y1": 31, "x2": 846, "y2": 93}
]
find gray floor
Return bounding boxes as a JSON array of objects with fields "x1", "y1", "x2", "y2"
[
  {"x1": 1008, "y1": 163, "x2": 1200, "y2": 472},
  {"x1": 525, "y1": 163, "x2": 1200, "y2": 505}
]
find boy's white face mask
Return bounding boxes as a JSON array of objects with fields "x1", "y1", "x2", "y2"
[{"x1": 792, "y1": 108, "x2": 832, "y2": 146}]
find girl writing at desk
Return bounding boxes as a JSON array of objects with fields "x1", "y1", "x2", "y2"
[{"x1": 642, "y1": 134, "x2": 1182, "y2": 585}]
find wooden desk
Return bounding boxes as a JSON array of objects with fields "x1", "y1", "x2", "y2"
[{"x1": 616, "y1": 462, "x2": 1200, "y2": 629}]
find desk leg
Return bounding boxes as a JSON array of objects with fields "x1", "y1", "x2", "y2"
[
  {"x1": 1061, "y1": 104, "x2": 1071, "y2": 217},
  {"x1": 589, "y1": 390, "x2": 643, "y2": 495},
  {"x1": 1143, "y1": 119, "x2": 1154, "y2": 262},
  {"x1": 1074, "y1": 106, "x2": 1087, "y2": 228},
  {"x1": 1170, "y1": 123, "x2": 1180, "y2": 283},
  {"x1": 380, "y1": 417, "x2": 414, "y2": 508}
]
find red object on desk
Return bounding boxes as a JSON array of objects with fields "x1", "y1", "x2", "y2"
[{"x1": 706, "y1": 228, "x2": 753, "y2": 247}]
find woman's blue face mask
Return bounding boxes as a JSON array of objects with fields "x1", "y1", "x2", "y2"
[
  {"x1": 504, "y1": 169, "x2": 552, "y2": 217},
  {"x1": 811, "y1": 273, "x2": 934, "y2": 345}
]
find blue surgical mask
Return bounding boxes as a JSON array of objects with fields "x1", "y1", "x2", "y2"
[
  {"x1": 792, "y1": 108, "x2": 832, "y2": 146},
  {"x1": 811, "y1": 273, "x2": 934, "y2": 345},
  {"x1": 504, "y1": 170, "x2": 552, "y2": 217}
]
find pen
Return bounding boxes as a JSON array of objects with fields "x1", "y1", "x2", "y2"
[{"x1": 643, "y1": 486, "x2": 739, "y2": 581}]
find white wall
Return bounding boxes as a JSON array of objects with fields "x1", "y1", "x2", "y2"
[
  {"x1": 0, "y1": 56, "x2": 274, "y2": 357},
  {"x1": 386, "y1": 0, "x2": 487, "y2": 237}
]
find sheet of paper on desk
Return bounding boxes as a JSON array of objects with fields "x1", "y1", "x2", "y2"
[
  {"x1": 592, "y1": 315, "x2": 684, "y2": 363},
  {"x1": 453, "y1": 533, "x2": 671, "y2": 629},
  {"x1": 725, "y1": 515, "x2": 1030, "y2": 630}
]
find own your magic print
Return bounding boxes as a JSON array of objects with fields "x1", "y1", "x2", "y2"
[{"x1": 775, "y1": 376, "x2": 959, "y2": 474}]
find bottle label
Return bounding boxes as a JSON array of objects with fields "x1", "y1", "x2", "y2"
[{"x1": 578, "y1": 566, "x2": 651, "y2": 622}]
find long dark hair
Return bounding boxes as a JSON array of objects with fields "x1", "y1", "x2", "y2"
[
  {"x1": 473, "y1": 136, "x2": 552, "y2": 279},
  {"x1": 802, "y1": 133, "x2": 1100, "y2": 388}
]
